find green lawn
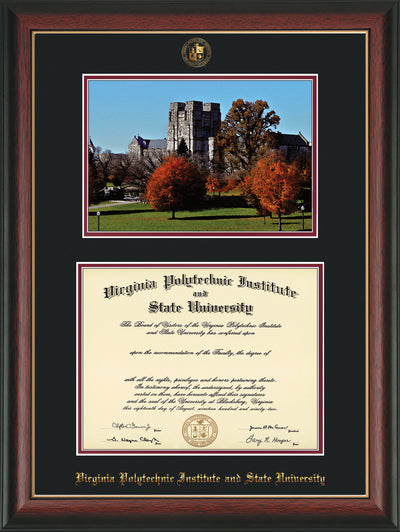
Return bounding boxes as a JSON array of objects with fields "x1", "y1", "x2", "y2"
[{"x1": 88, "y1": 202, "x2": 312, "y2": 232}]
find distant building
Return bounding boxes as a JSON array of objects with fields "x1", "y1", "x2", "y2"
[
  {"x1": 278, "y1": 132, "x2": 311, "y2": 163},
  {"x1": 127, "y1": 101, "x2": 311, "y2": 167},
  {"x1": 128, "y1": 136, "x2": 169, "y2": 162}
]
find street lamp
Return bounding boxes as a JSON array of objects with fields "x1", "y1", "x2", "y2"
[
  {"x1": 300, "y1": 205, "x2": 305, "y2": 230},
  {"x1": 97, "y1": 211, "x2": 101, "y2": 231}
]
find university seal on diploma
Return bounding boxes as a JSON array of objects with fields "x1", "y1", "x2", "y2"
[{"x1": 182, "y1": 415, "x2": 218, "y2": 447}]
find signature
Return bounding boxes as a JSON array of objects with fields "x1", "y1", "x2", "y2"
[
  {"x1": 245, "y1": 424, "x2": 300, "y2": 446},
  {"x1": 249, "y1": 424, "x2": 288, "y2": 431},
  {"x1": 112, "y1": 421, "x2": 161, "y2": 432},
  {"x1": 245, "y1": 433, "x2": 292, "y2": 446},
  {"x1": 106, "y1": 435, "x2": 162, "y2": 446},
  {"x1": 246, "y1": 434, "x2": 264, "y2": 446}
]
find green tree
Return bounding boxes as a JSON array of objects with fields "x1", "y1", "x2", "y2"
[
  {"x1": 88, "y1": 148, "x2": 104, "y2": 204},
  {"x1": 215, "y1": 99, "x2": 280, "y2": 174},
  {"x1": 176, "y1": 138, "x2": 190, "y2": 158}
]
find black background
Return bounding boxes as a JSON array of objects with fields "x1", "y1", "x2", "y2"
[{"x1": 35, "y1": 33, "x2": 365, "y2": 495}]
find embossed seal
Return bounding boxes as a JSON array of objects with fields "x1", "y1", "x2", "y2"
[
  {"x1": 182, "y1": 414, "x2": 218, "y2": 447},
  {"x1": 181, "y1": 38, "x2": 212, "y2": 68}
]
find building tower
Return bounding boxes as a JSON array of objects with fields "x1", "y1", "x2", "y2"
[{"x1": 167, "y1": 101, "x2": 221, "y2": 164}]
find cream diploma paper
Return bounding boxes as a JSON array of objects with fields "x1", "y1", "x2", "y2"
[{"x1": 77, "y1": 264, "x2": 323, "y2": 454}]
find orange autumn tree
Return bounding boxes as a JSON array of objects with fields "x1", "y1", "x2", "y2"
[
  {"x1": 206, "y1": 175, "x2": 237, "y2": 195},
  {"x1": 241, "y1": 173, "x2": 271, "y2": 219},
  {"x1": 145, "y1": 155, "x2": 206, "y2": 219},
  {"x1": 246, "y1": 153, "x2": 301, "y2": 231},
  {"x1": 215, "y1": 99, "x2": 280, "y2": 173}
]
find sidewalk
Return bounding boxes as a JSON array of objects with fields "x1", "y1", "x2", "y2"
[{"x1": 88, "y1": 199, "x2": 142, "y2": 209}]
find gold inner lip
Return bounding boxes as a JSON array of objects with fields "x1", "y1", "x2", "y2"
[{"x1": 31, "y1": 29, "x2": 369, "y2": 498}]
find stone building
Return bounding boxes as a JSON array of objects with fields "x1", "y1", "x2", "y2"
[
  {"x1": 167, "y1": 101, "x2": 221, "y2": 163},
  {"x1": 127, "y1": 100, "x2": 310, "y2": 167},
  {"x1": 128, "y1": 100, "x2": 221, "y2": 167},
  {"x1": 128, "y1": 136, "x2": 169, "y2": 162},
  {"x1": 278, "y1": 132, "x2": 311, "y2": 163}
]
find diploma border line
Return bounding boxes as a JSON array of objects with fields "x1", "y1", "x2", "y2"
[
  {"x1": 30, "y1": 30, "x2": 369, "y2": 499},
  {"x1": 81, "y1": 71, "x2": 317, "y2": 239},
  {"x1": 75, "y1": 262, "x2": 324, "y2": 458}
]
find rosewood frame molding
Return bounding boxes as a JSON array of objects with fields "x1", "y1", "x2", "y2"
[{"x1": 1, "y1": 1, "x2": 399, "y2": 530}]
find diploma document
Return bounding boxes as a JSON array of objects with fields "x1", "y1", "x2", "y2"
[{"x1": 77, "y1": 263, "x2": 323, "y2": 455}]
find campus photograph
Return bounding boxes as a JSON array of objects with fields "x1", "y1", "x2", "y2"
[{"x1": 85, "y1": 76, "x2": 315, "y2": 236}]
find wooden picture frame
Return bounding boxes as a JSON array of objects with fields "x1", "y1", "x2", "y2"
[{"x1": 1, "y1": 0, "x2": 398, "y2": 529}]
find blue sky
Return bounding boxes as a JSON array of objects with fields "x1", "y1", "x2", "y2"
[{"x1": 88, "y1": 79, "x2": 312, "y2": 153}]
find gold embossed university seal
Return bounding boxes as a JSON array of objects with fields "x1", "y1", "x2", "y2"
[
  {"x1": 181, "y1": 38, "x2": 212, "y2": 68},
  {"x1": 182, "y1": 415, "x2": 218, "y2": 447}
]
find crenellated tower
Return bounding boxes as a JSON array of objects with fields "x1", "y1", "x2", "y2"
[{"x1": 167, "y1": 101, "x2": 221, "y2": 164}]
